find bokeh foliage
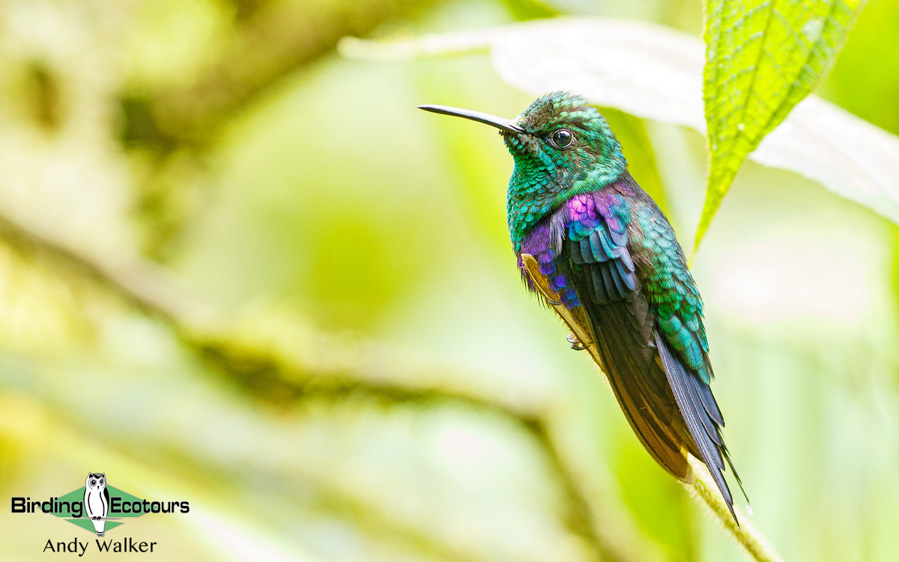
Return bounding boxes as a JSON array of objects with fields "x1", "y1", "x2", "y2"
[{"x1": 0, "y1": 0, "x2": 897, "y2": 561}]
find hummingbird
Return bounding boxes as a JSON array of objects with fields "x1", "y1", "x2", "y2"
[{"x1": 420, "y1": 92, "x2": 744, "y2": 521}]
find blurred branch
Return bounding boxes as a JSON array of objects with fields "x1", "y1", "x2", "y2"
[
  {"x1": 127, "y1": 0, "x2": 440, "y2": 153},
  {"x1": 122, "y1": 0, "x2": 444, "y2": 257},
  {"x1": 0, "y1": 208, "x2": 645, "y2": 562},
  {"x1": 0, "y1": 214, "x2": 210, "y2": 326},
  {"x1": 525, "y1": 417, "x2": 649, "y2": 562}
]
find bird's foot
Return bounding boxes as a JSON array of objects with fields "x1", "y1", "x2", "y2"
[{"x1": 567, "y1": 333, "x2": 586, "y2": 350}]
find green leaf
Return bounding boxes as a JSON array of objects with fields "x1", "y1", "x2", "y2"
[
  {"x1": 699, "y1": 0, "x2": 868, "y2": 247},
  {"x1": 341, "y1": 19, "x2": 899, "y2": 239}
]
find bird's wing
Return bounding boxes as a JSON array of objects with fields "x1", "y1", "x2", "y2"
[
  {"x1": 564, "y1": 214, "x2": 694, "y2": 481},
  {"x1": 522, "y1": 251, "x2": 688, "y2": 478},
  {"x1": 516, "y1": 190, "x2": 742, "y2": 519},
  {"x1": 563, "y1": 197, "x2": 736, "y2": 518}
]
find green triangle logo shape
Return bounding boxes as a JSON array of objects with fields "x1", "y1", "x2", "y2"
[{"x1": 50, "y1": 485, "x2": 147, "y2": 534}]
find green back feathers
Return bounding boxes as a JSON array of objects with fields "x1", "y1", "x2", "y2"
[{"x1": 633, "y1": 206, "x2": 712, "y2": 382}]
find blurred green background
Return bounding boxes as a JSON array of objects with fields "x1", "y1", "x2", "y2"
[{"x1": 0, "y1": 0, "x2": 897, "y2": 560}]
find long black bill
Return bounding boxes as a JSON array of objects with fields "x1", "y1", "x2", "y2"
[{"x1": 418, "y1": 104, "x2": 524, "y2": 134}]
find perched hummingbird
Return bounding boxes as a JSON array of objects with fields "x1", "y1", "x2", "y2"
[{"x1": 420, "y1": 92, "x2": 744, "y2": 520}]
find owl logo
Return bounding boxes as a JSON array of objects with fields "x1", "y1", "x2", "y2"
[{"x1": 83, "y1": 472, "x2": 110, "y2": 537}]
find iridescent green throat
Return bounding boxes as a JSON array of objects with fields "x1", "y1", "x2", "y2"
[{"x1": 503, "y1": 107, "x2": 627, "y2": 249}]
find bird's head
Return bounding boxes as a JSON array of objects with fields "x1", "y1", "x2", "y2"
[{"x1": 420, "y1": 92, "x2": 627, "y2": 244}]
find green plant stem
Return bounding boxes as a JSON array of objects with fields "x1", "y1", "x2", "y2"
[{"x1": 685, "y1": 456, "x2": 783, "y2": 562}]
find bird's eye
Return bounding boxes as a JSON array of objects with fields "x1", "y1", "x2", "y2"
[{"x1": 549, "y1": 128, "x2": 573, "y2": 148}]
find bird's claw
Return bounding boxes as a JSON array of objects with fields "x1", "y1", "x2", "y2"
[{"x1": 567, "y1": 333, "x2": 586, "y2": 350}]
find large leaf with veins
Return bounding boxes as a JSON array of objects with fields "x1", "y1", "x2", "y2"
[{"x1": 342, "y1": 17, "x2": 899, "y2": 240}]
